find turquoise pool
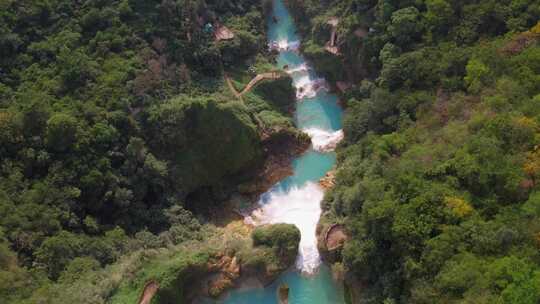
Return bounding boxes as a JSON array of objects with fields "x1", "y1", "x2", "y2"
[{"x1": 202, "y1": 0, "x2": 346, "y2": 302}]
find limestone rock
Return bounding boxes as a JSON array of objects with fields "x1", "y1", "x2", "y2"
[
  {"x1": 277, "y1": 284, "x2": 289, "y2": 304},
  {"x1": 205, "y1": 254, "x2": 241, "y2": 298},
  {"x1": 319, "y1": 170, "x2": 336, "y2": 189}
]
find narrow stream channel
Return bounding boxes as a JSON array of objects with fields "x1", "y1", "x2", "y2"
[{"x1": 203, "y1": 0, "x2": 346, "y2": 302}]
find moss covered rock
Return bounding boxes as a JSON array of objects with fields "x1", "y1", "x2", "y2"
[
  {"x1": 252, "y1": 224, "x2": 301, "y2": 266},
  {"x1": 110, "y1": 251, "x2": 211, "y2": 304},
  {"x1": 302, "y1": 40, "x2": 344, "y2": 84},
  {"x1": 146, "y1": 96, "x2": 263, "y2": 195},
  {"x1": 253, "y1": 74, "x2": 296, "y2": 111},
  {"x1": 214, "y1": 224, "x2": 298, "y2": 286}
]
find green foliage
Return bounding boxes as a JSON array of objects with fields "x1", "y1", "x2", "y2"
[
  {"x1": 488, "y1": 256, "x2": 540, "y2": 304},
  {"x1": 253, "y1": 75, "x2": 296, "y2": 111},
  {"x1": 387, "y1": 7, "x2": 422, "y2": 46},
  {"x1": 465, "y1": 58, "x2": 492, "y2": 93},
  {"x1": 58, "y1": 256, "x2": 100, "y2": 283},
  {"x1": 146, "y1": 96, "x2": 263, "y2": 194},
  {"x1": 252, "y1": 224, "x2": 301, "y2": 260},
  {"x1": 288, "y1": 0, "x2": 540, "y2": 302},
  {"x1": 111, "y1": 251, "x2": 210, "y2": 304},
  {"x1": 35, "y1": 228, "x2": 128, "y2": 279},
  {"x1": 0, "y1": 0, "x2": 298, "y2": 302},
  {"x1": 302, "y1": 39, "x2": 344, "y2": 83},
  {"x1": 424, "y1": 0, "x2": 454, "y2": 35},
  {"x1": 45, "y1": 113, "x2": 79, "y2": 152},
  {"x1": 248, "y1": 224, "x2": 301, "y2": 274},
  {"x1": 287, "y1": 0, "x2": 538, "y2": 84},
  {"x1": 0, "y1": 228, "x2": 34, "y2": 303},
  {"x1": 0, "y1": 110, "x2": 23, "y2": 153}
]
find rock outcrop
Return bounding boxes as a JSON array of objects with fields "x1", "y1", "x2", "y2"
[
  {"x1": 319, "y1": 170, "x2": 336, "y2": 190},
  {"x1": 189, "y1": 224, "x2": 301, "y2": 300},
  {"x1": 214, "y1": 24, "x2": 235, "y2": 41},
  {"x1": 205, "y1": 254, "x2": 241, "y2": 297},
  {"x1": 317, "y1": 223, "x2": 348, "y2": 264},
  {"x1": 277, "y1": 284, "x2": 290, "y2": 304},
  {"x1": 238, "y1": 128, "x2": 310, "y2": 197}
]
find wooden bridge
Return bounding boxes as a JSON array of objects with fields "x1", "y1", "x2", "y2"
[{"x1": 225, "y1": 71, "x2": 284, "y2": 99}]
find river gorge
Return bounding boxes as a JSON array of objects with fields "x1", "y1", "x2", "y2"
[{"x1": 203, "y1": 0, "x2": 346, "y2": 302}]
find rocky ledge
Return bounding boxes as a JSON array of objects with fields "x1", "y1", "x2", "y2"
[
  {"x1": 194, "y1": 224, "x2": 301, "y2": 301},
  {"x1": 136, "y1": 223, "x2": 301, "y2": 304},
  {"x1": 237, "y1": 127, "x2": 311, "y2": 197},
  {"x1": 317, "y1": 223, "x2": 349, "y2": 264},
  {"x1": 204, "y1": 254, "x2": 241, "y2": 297},
  {"x1": 319, "y1": 169, "x2": 336, "y2": 190}
]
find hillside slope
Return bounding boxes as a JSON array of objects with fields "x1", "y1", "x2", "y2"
[{"x1": 284, "y1": 0, "x2": 540, "y2": 302}]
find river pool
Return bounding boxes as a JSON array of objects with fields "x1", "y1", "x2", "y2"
[{"x1": 202, "y1": 0, "x2": 345, "y2": 302}]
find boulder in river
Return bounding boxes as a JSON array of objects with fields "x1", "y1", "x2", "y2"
[{"x1": 277, "y1": 284, "x2": 289, "y2": 304}]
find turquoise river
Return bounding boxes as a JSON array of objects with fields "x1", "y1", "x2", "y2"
[{"x1": 204, "y1": 0, "x2": 346, "y2": 302}]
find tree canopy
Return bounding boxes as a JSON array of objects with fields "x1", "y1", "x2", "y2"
[{"x1": 286, "y1": 0, "x2": 540, "y2": 302}]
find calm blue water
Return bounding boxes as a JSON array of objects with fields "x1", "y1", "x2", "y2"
[
  {"x1": 202, "y1": 0, "x2": 345, "y2": 303},
  {"x1": 207, "y1": 265, "x2": 344, "y2": 304}
]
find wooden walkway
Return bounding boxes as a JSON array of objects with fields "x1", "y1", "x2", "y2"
[
  {"x1": 224, "y1": 71, "x2": 285, "y2": 139},
  {"x1": 225, "y1": 71, "x2": 284, "y2": 98}
]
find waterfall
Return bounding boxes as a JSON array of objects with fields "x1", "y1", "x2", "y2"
[
  {"x1": 219, "y1": 0, "x2": 347, "y2": 302},
  {"x1": 242, "y1": 0, "x2": 347, "y2": 275}
]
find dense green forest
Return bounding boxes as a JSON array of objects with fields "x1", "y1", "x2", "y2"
[
  {"x1": 2, "y1": 0, "x2": 540, "y2": 303},
  {"x1": 0, "y1": 0, "x2": 307, "y2": 303},
  {"x1": 285, "y1": 0, "x2": 540, "y2": 303}
]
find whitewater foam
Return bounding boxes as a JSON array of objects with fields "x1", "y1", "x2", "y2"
[
  {"x1": 304, "y1": 128, "x2": 344, "y2": 152},
  {"x1": 293, "y1": 76, "x2": 328, "y2": 99},
  {"x1": 246, "y1": 182, "x2": 324, "y2": 274},
  {"x1": 244, "y1": 35, "x2": 340, "y2": 276},
  {"x1": 269, "y1": 39, "x2": 300, "y2": 51},
  {"x1": 286, "y1": 63, "x2": 310, "y2": 75}
]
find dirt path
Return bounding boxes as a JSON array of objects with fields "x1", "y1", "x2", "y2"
[
  {"x1": 224, "y1": 71, "x2": 284, "y2": 138},
  {"x1": 138, "y1": 281, "x2": 159, "y2": 304}
]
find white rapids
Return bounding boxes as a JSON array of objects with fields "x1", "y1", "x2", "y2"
[
  {"x1": 244, "y1": 124, "x2": 342, "y2": 274},
  {"x1": 246, "y1": 182, "x2": 325, "y2": 274},
  {"x1": 303, "y1": 128, "x2": 344, "y2": 152},
  {"x1": 269, "y1": 39, "x2": 300, "y2": 51},
  {"x1": 293, "y1": 74, "x2": 328, "y2": 99},
  {"x1": 245, "y1": 36, "x2": 339, "y2": 275},
  {"x1": 285, "y1": 63, "x2": 310, "y2": 75}
]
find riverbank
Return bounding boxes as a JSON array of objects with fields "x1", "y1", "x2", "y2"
[
  {"x1": 212, "y1": 0, "x2": 347, "y2": 302},
  {"x1": 0, "y1": 1, "x2": 345, "y2": 303},
  {"x1": 126, "y1": 0, "x2": 350, "y2": 302},
  {"x1": 108, "y1": 222, "x2": 301, "y2": 304}
]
